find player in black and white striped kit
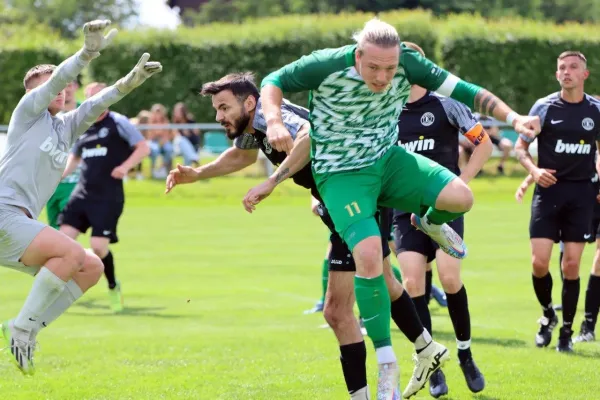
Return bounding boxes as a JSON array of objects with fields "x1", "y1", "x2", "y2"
[
  {"x1": 515, "y1": 50, "x2": 600, "y2": 352},
  {"x1": 392, "y1": 42, "x2": 491, "y2": 397}
]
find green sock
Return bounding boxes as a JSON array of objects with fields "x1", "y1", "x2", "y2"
[
  {"x1": 320, "y1": 258, "x2": 328, "y2": 303},
  {"x1": 424, "y1": 207, "x2": 464, "y2": 225},
  {"x1": 392, "y1": 265, "x2": 402, "y2": 283},
  {"x1": 354, "y1": 274, "x2": 392, "y2": 348}
]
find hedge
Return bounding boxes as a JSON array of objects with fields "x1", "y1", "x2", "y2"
[
  {"x1": 87, "y1": 10, "x2": 438, "y2": 120},
  {"x1": 3, "y1": 11, "x2": 600, "y2": 123},
  {"x1": 440, "y1": 14, "x2": 600, "y2": 113}
]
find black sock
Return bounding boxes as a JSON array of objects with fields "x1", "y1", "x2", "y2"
[
  {"x1": 412, "y1": 295, "x2": 432, "y2": 336},
  {"x1": 425, "y1": 270, "x2": 433, "y2": 305},
  {"x1": 562, "y1": 278, "x2": 580, "y2": 332},
  {"x1": 390, "y1": 290, "x2": 425, "y2": 342},
  {"x1": 339, "y1": 341, "x2": 367, "y2": 394},
  {"x1": 446, "y1": 285, "x2": 472, "y2": 363},
  {"x1": 559, "y1": 252, "x2": 564, "y2": 282},
  {"x1": 584, "y1": 275, "x2": 600, "y2": 331},
  {"x1": 102, "y1": 251, "x2": 117, "y2": 289},
  {"x1": 532, "y1": 273, "x2": 555, "y2": 318}
]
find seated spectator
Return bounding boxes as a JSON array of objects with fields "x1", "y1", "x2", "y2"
[{"x1": 172, "y1": 102, "x2": 202, "y2": 152}]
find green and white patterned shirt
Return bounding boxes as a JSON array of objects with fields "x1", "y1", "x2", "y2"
[{"x1": 262, "y1": 43, "x2": 482, "y2": 174}]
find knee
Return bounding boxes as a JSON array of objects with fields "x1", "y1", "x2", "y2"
[
  {"x1": 562, "y1": 257, "x2": 580, "y2": 279},
  {"x1": 63, "y1": 245, "x2": 86, "y2": 272},
  {"x1": 83, "y1": 250, "x2": 104, "y2": 284},
  {"x1": 323, "y1": 299, "x2": 355, "y2": 331},
  {"x1": 90, "y1": 244, "x2": 108, "y2": 259},
  {"x1": 439, "y1": 272, "x2": 462, "y2": 294},
  {"x1": 353, "y1": 238, "x2": 383, "y2": 277},
  {"x1": 455, "y1": 181, "x2": 474, "y2": 212},
  {"x1": 532, "y1": 255, "x2": 550, "y2": 277}
]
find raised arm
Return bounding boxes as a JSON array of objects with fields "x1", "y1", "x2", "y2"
[
  {"x1": 260, "y1": 46, "x2": 351, "y2": 153},
  {"x1": 15, "y1": 20, "x2": 117, "y2": 122},
  {"x1": 402, "y1": 45, "x2": 541, "y2": 138},
  {"x1": 63, "y1": 53, "x2": 162, "y2": 144}
]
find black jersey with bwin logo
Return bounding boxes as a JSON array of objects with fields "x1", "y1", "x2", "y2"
[
  {"x1": 71, "y1": 111, "x2": 144, "y2": 202},
  {"x1": 234, "y1": 98, "x2": 315, "y2": 190},
  {"x1": 522, "y1": 92, "x2": 600, "y2": 181},
  {"x1": 397, "y1": 91, "x2": 479, "y2": 175}
]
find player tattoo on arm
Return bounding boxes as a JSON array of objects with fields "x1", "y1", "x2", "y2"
[
  {"x1": 474, "y1": 90, "x2": 499, "y2": 116},
  {"x1": 274, "y1": 168, "x2": 290, "y2": 184}
]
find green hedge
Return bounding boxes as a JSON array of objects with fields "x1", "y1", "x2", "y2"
[
  {"x1": 0, "y1": 24, "x2": 71, "y2": 124},
  {"x1": 440, "y1": 14, "x2": 600, "y2": 114},
  {"x1": 4, "y1": 11, "x2": 600, "y2": 123},
  {"x1": 87, "y1": 10, "x2": 438, "y2": 120}
]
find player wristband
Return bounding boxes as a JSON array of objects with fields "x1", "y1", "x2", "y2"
[{"x1": 506, "y1": 111, "x2": 518, "y2": 126}]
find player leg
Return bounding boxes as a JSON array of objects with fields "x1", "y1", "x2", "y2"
[
  {"x1": 382, "y1": 146, "x2": 470, "y2": 259},
  {"x1": 305, "y1": 236, "x2": 330, "y2": 315},
  {"x1": 88, "y1": 200, "x2": 125, "y2": 313},
  {"x1": 435, "y1": 217, "x2": 485, "y2": 393},
  {"x1": 0, "y1": 205, "x2": 102, "y2": 375},
  {"x1": 553, "y1": 241, "x2": 565, "y2": 312},
  {"x1": 393, "y1": 210, "x2": 448, "y2": 398},
  {"x1": 315, "y1": 168, "x2": 401, "y2": 400},
  {"x1": 324, "y1": 233, "x2": 370, "y2": 400},
  {"x1": 575, "y1": 227, "x2": 600, "y2": 343},
  {"x1": 529, "y1": 187, "x2": 560, "y2": 348}
]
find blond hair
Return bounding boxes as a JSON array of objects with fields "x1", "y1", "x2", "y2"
[
  {"x1": 353, "y1": 18, "x2": 399, "y2": 54},
  {"x1": 23, "y1": 64, "x2": 56, "y2": 89},
  {"x1": 84, "y1": 82, "x2": 107, "y2": 98}
]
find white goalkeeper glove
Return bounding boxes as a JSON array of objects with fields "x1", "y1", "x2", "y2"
[
  {"x1": 115, "y1": 53, "x2": 163, "y2": 95},
  {"x1": 80, "y1": 19, "x2": 118, "y2": 61}
]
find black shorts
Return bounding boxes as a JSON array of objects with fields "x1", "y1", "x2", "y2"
[
  {"x1": 316, "y1": 203, "x2": 392, "y2": 272},
  {"x1": 393, "y1": 211, "x2": 464, "y2": 263},
  {"x1": 490, "y1": 135, "x2": 501, "y2": 147},
  {"x1": 587, "y1": 218, "x2": 600, "y2": 243},
  {"x1": 58, "y1": 197, "x2": 124, "y2": 244},
  {"x1": 530, "y1": 181, "x2": 595, "y2": 243}
]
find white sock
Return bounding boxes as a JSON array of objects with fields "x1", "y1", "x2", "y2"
[
  {"x1": 13, "y1": 267, "x2": 67, "y2": 334},
  {"x1": 415, "y1": 329, "x2": 433, "y2": 351},
  {"x1": 457, "y1": 339, "x2": 471, "y2": 350},
  {"x1": 351, "y1": 385, "x2": 370, "y2": 399},
  {"x1": 375, "y1": 345, "x2": 396, "y2": 364},
  {"x1": 31, "y1": 280, "x2": 83, "y2": 337}
]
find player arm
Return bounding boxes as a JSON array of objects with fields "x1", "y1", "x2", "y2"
[
  {"x1": 460, "y1": 123, "x2": 493, "y2": 183},
  {"x1": 514, "y1": 137, "x2": 537, "y2": 174},
  {"x1": 61, "y1": 146, "x2": 82, "y2": 179},
  {"x1": 14, "y1": 51, "x2": 91, "y2": 122},
  {"x1": 195, "y1": 146, "x2": 259, "y2": 180},
  {"x1": 113, "y1": 113, "x2": 150, "y2": 171},
  {"x1": 404, "y1": 49, "x2": 528, "y2": 129},
  {"x1": 268, "y1": 124, "x2": 311, "y2": 186}
]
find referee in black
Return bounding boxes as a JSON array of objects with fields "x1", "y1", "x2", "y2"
[{"x1": 515, "y1": 51, "x2": 600, "y2": 352}]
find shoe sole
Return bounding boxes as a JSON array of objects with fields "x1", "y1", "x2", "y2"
[{"x1": 411, "y1": 216, "x2": 467, "y2": 259}]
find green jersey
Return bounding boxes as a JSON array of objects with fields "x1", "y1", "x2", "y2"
[{"x1": 262, "y1": 43, "x2": 482, "y2": 174}]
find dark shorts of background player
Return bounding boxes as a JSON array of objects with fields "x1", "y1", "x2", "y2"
[
  {"x1": 393, "y1": 211, "x2": 464, "y2": 263},
  {"x1": 58, "y1": 197, "x2": 124, "y2": 244},
  {"x1": 530, "y1": 181, "x2": 595, "y2": 243},
  {"x1": 587, "y1": 218, "x2": 600, "y2": 243},
  {"x1": 490, "y1": 136, "x2": 501, "y2": 147},
  {"x1": 317, "y1": 202, "x2": 392, "y2": 272}
]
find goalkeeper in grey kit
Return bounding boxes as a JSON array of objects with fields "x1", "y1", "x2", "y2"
[{"x1": 0, "y1": 20, "x2": 162, "y2": 375}]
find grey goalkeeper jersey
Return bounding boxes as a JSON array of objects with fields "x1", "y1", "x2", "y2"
[{"x1": 0, "y1": 51, "x2": 125, "y2": 219}]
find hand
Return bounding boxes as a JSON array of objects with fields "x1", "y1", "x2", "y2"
[
  {"x1": 165, "y1": 164, "x2": 199, "y2": 194},
  {"x1": 515, "y1": 184, "x2": 528, "y2": 203},
  {"x1": 81, "y1": 20, "x2": 118, "y2": 61},
  {"x1": 111, "y1": 165, "x2": 129, "y2": 180},
  {"x1": 532, "y1": 168, "x2": 557, "y2": 188},
  {"x1": 116, "y1": 53, "x2": 163, "y2": 95},
  {"x1": 513, "y1": 115, "x2": 541, "y2": 139},
  {"x1": 596, "y1": 193, "x2": 600, "y2": 203},
  {"x1": 267, "y1": 121, "x2": 294, "y2": 154},
  {"x1": 311, "y1": 197, "x2": 321, "y2": 216},
  {"x1": 242, "y1": 180, "x2": 276, "y2": 213}
]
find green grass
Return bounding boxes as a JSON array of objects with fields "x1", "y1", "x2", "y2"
[{"x1": 1, "y1": 169, "x2": 599, "y2": 399}]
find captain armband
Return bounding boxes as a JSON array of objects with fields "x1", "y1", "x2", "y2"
[{"x1": 463, "y1": 123, "x2": 489, "y2": 146}]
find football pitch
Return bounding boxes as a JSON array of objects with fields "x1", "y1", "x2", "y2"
[{"x1": 1, "y1": 167, "x2": 599, "y2": 399}]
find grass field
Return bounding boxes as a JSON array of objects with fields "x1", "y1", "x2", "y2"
[{"x1": 1, "y1": 165, "x2": 599, "y2": 400}]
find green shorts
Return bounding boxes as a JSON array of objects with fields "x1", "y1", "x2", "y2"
[
  {"x1": 46, "y1": 182, "x2": 76, "y2": 229},
  {"x1": 314, "y1": 146, "x2": 457, "y2": 251}
]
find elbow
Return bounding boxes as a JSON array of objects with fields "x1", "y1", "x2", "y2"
[{"x1": 139, "y1": 141, "x2": 151, "y2": 157}]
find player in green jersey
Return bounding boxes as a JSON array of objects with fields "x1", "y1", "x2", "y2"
[{"x1": 249, "y1": 19, "x2": 540, "y2": 400}]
